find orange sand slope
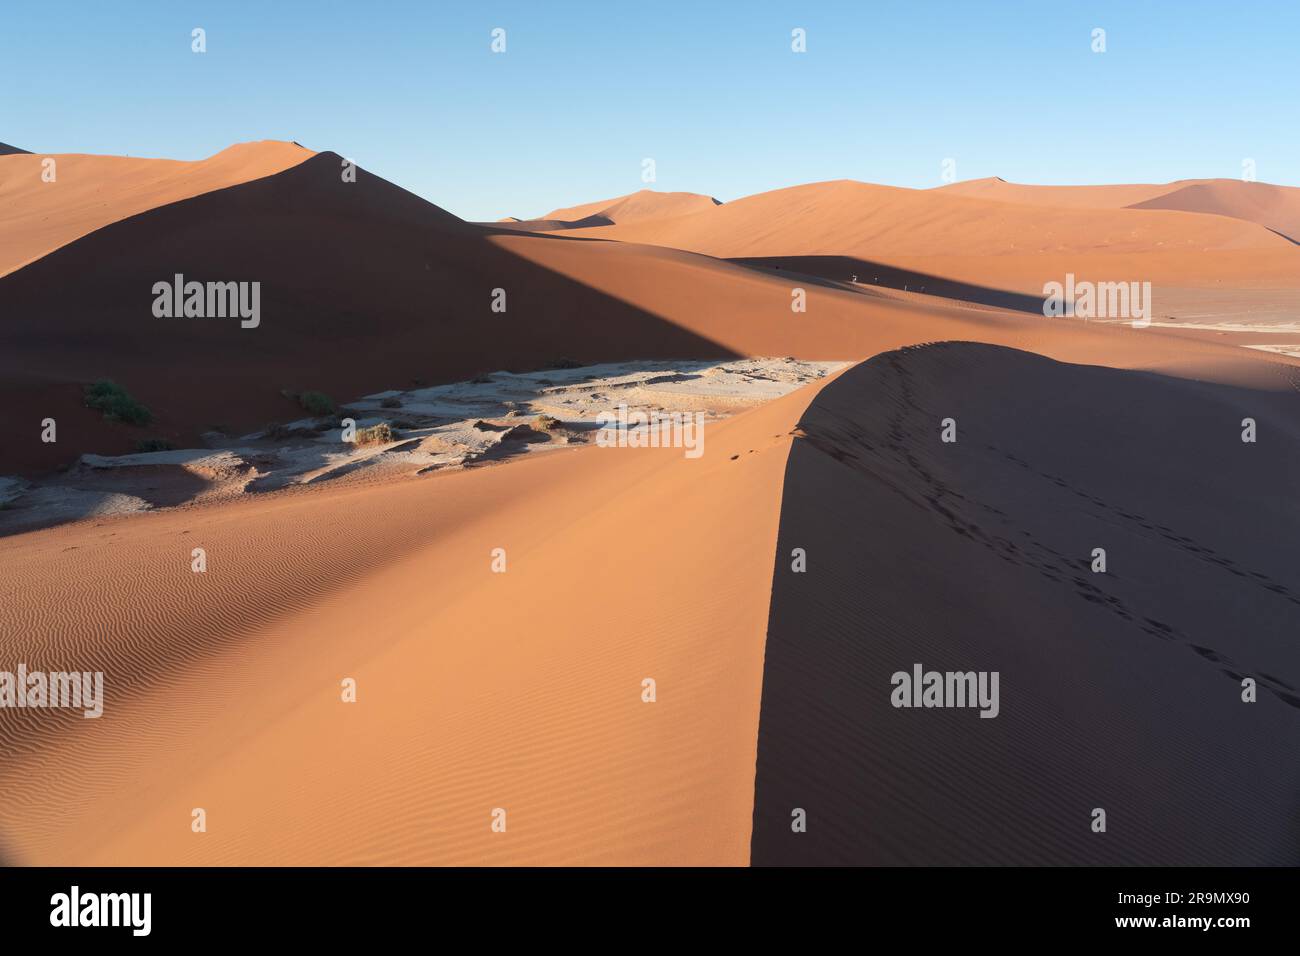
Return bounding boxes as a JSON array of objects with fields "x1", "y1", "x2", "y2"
[
  {"x1": 1, "y1": 296, "x2": 1297, "y2": 864},
  {"x1": 0, "y1": 140, "x2": 312, "y2": 277},
  {"x1": 560, "y1": 178, "x2": 1300, "y2": 297},
  {"x1": 492, "y1": 189, "x2": 721, "y2": 232},
  {"x1": 542, "y1": 188, "x2": 720, "y2": 225},
  {"x1": 0, "y1": 376, "x2": 829, "y2": 866},
  {"x1": 936, "y1": 176, "x2": 1174, "y2": 208},
  {"x1": 564, "y1": 179, "x2": 1290, "y2": 258},
  {"x1": 3, "y1": 141, "x2": 1300, "y2": 866},
  {"x1": 941, "y1": 176, "x2": 1300, "y2": 242}
]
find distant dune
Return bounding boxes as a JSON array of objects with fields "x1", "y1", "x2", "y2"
[
  {"x1": 1127, "y1": 180, "x2": 1300, "y2": 244},
  {"x1": 0, "y1": 142, "x2": 30, "y2": 155},
  {"x1": 941, "y1": 176, "x2": 1300, "y2": 243},
  {"x1": 544, "y1": 188, "x2": 721, "y2": 224},
  {"x1": 561, "y1": 179, "x2": 1293, "y2": 263},
  {"x1": 936, "y1": 176, "x2": 1174, "y2": 208},
  {"x1": 0, "y1": 140, "x2": 312, "y2": 277},
  {"x1": 557, "y1": 178, "x2": 1300, "y2": 304},
  {"x1": 494, "y1": 188, "x2": 720, "y2": 232}
]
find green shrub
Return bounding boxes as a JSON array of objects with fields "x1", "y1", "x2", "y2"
[
  {"x1": 298, "y1": 391, "x2": 335, "y2": 416},
  {"x1": 85, "y1": 380, "x2": 152, "y2": 426},
  {"x1": 135, "y1": 438, "x2": 175, "y2": 453}
]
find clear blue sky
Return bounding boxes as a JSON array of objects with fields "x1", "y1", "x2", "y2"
[{"x1": 3, "y1": 1, "x2": 1297, "y2": 220}]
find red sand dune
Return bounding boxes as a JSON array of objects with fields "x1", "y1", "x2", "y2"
[
  {"x1": 493, "y1": 189, "x2": 721, "y2": 232},
  {"x1": 564, "y1": 179, "x2": 1287, "y2": 256},
  {"x1": 0, "y1": 141, "x2": 312, "y2": 278},
  {"x1": 12, "y1": 147, "x2": 1162, "y2": 475},
  {"x1": 2, "y1": 298, "x2": 1296, "y2": 864},
  {"x1": 936, "y1": 176, "x2": 1173, "y2": 208},
  {"x1": 0, "y1": 151, "x2": 795, "y2": 473},
  {"x1": 1127, "y1": 180, "x2": 1300, "y2": 243},
  {"x1": 543, "y1": 188, "x2": 721, "y2": 224},
  {"x1": 941, "y1": 176, "x2": 1300, "y2": 242},
  {"x1": 2, "y1": 142, "x2": 1299, "y2": 866},
  {"x1": 753, "y1": 342, "x2": 1300, "y2": 865},
  {"x1": 560, "y1": 179, "x2": 1299, "y2": 293}
]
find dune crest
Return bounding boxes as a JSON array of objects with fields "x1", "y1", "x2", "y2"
[
  {"x1": 495, "y1": 189, "x2": 721, "y2": 232},
  {"x1": 0, "y1": 140, "x2": 313, "y2": 278}
]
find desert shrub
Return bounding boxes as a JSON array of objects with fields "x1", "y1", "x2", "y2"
[
  {"x1": 298, "y1": 391, "x2": 335, "y2": 416},
  {"x1": 355, "y1": 423, "x2": 397, "y2": 445},
  {"x1": 85, "y1": 380, "x2": 152, "y2": 426},
  {"x1": 534, "y1": 414, "x2": 559, "y2": 431},
  {"x1": 135, "y1": 438, "x2": 175, "y2": 453}
]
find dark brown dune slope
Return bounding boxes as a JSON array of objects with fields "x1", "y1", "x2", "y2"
[{"x1": 752, "y1": 342, "x2": 1300, "y2": 865}]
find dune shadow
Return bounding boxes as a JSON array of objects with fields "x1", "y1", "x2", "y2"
[
  {"x1": 730, "y1": 255, "x2": 1047, "y2": 314},
  {"x1": 752, "y1": 342, "x2": 1300, "y2": 866}
]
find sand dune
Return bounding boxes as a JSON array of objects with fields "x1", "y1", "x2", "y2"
[
  {"x1": 3, "y1": 278, "x2": 1297, "y2": 864},
  {"x1": 936, "y1": 176, "x2": 1174, "y2": 208},
  {"x1": 753, "y1": 342, "x2": 1300, "y2": 865},
  {"x1": 0, "y1": 373, "x2": 834, "y2": 866},
  {"x1": 9, "y1": 147, "x2": 1297, "y2": 478},
  {"x1": 4, "y1": 138, "x2": 1299, "y2": 867},
  {"x1": 15, "y1": 146, "x2": 1188, "y2": 477},
  {"x1": 0, "y1": 153, "x2": 764, "y2": 474},
  {"x1": 542, "y1": 188, "x2": 720, "y2": 225},
  {"x1": 559, "y1": 179, "x2": 1300, "y2": 307},
  {"x1": 943, "y1": 176, "x2": 1300, "y2": 243},
  {"x1": 0, "y1": 142, "x2": 30, "y2": 156},
  {"x1": 492, "y1": 189, "x2": 721, "y2": 233},
  {"x1": 0, "y1": 140, "x2": 312, "y2": 278},
  {"x1": 1128, "y1": 180, "x2": 1300, "y2": 243},
  {"x1": 564, "y1": 179, "x2": 1289, "y2": 257}
]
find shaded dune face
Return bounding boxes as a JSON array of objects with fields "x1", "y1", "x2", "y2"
[
  {"x1": 1127, "y1": 181, "x2": 1300, "y2": 245},
  {"x1": 751, "y1": 343, "x2": 1300, "y2": 865},
  {"x1": 0, "y1": 152, "x2": 740, "y2": 474},
  {"x1": 937, "y1": 177, "x2": 1300, "y2": 243}
]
